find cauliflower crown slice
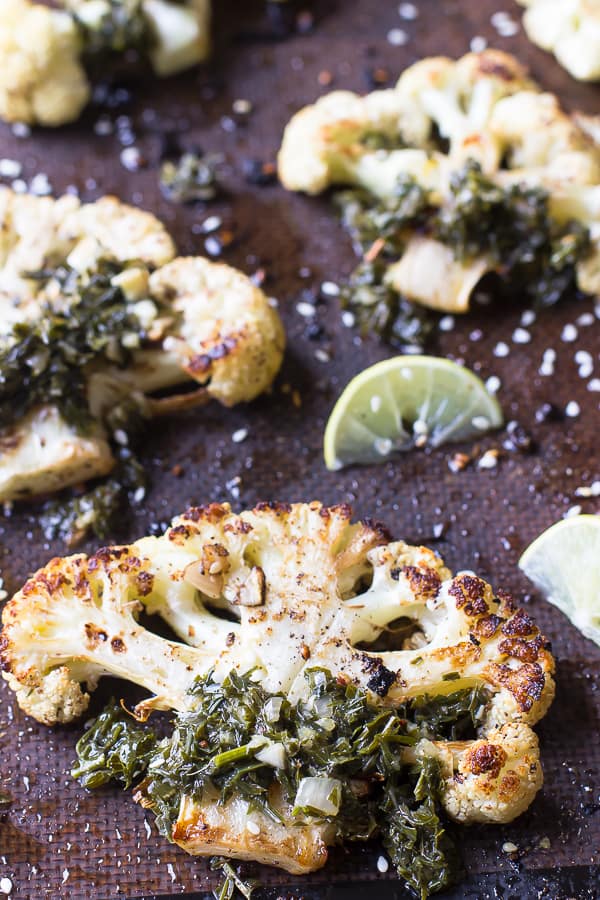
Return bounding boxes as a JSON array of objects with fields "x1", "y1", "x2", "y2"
[
  {"x1": 1, "y1": 502, "x2": 554, "y2": 833},
  {"x1": 0, "y1": 189, "x2": 285, "y2": 501},
  {"x1": 278, "y1": 49, "x2": 600, "y2": 312}
]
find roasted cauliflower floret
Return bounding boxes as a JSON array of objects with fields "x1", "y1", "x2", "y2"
[
  {"x1": 0, "y1": 188, "x2": 285, "y2": 502},
  {"x1": 1, "y1": 501, "x2": 554, "y2": 857},
  {"x1": 0, "y1": 0, "x2": 211, "y2": 126},
  {"x1": 419, "y1": 722, "x2": 543, "y2": 824},
  {"x1": 0, "y1": 0, "x2": 89, "y2": 126},
  {"x1": 519, "y1": 0, "x2": 600, "y2": 82},
  {"x1": 278, "y1": 49, "x2": 600, "y2": 314}
]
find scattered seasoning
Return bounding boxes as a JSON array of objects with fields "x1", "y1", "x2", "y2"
[
  {"x1": 0, "y1": 159, "x2": 22, "y2": 178},
  {"x1": 448, "y1": 452, "x2": 471, "y2": 473},
  {"x1": 502, "y1": 841, "x2": 518, "y2": 854},
  {"x1": 387, "y1": 28, "x2": 408, "y2": 46},
  {"x1": 478, "y1": 449, "x2": 500, "y2": 470},
  {"x1": 561, "y1": 323, "x2": 578, "y2": 342},
  {"x1": 160, "y1": 152, "x2": 221, "y2": 204},
  {"x1": 0, "y1": 878, "x2": 12, "y2": 895},
  {"x1": 575, "y1": 481, "x2": 600, "y2": 498},
  {"x1": 398, "y1": 3, "x2": 418, "y2": 20},
  {"x1": 376, "y1": 855, "x2": 390, "y2": 873},
  {"x1": 485, "y1": 375, "x2": 501, "y2": 394},
  {"x1": 232, "y1": 429, "x2": 249, "y2": 444},
  {"x1": 512, "y1": 327, "x2": 531, "y2": 344},
  {"x1": 493, "y1": 341, "x2": 510, "y2": 358},
  {"x1": 470, "y1": 35, "x2": 487, "y2": 52},
  {"x1": 242, "y1": 159, "x2": 277, "y2": 186},
  {"x1": 564, "y1": 505, "x2": 582, "y2": 518},
  {"x1": 588, "y1": 378, "x2": 600, "y2": 392},
  {"x1": 565, "y1": 400, "x2": 581, "y2": 418}
]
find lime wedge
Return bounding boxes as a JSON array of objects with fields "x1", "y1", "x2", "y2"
[
  {"x1": 323, "y1": 355, "x2": 503, "y2": 470},
  {"x1": 519, "y1": 515, "x2": 600, "y2": 646}
]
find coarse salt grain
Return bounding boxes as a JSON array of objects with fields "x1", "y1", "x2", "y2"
[
  {"x1": 478, "y1": 450, "x2": 499, "y2": 469},
  {"x1": 167, "y1": 863, "x2": 177, "y2": 882},
  {"x1": 512, "y1": 327, "x2": 530, "y2": 344},
  {"x1": 502, "y1": 841, "x2": 518, "y2": 854},
  {"x1": 370, "y1": 395, "x2": 382, "y2": 413},
  {"x1": 493, "y1": 341, "x2": 509, "y2": 357},
  {"x1": 575, "y1": 481, "x2": 600, "y2": 498},
  {"x1": 246, "y1": 820, "x2": 261, "y2": 835},
  {"x1": 588, "y1": 378, "x2": 600, "y2": 392},
  {"x1": 341, "y1": 310, "x2": 355, "y2": 328},
  {"x1": 565, "y1": 400, "x2": 580, "y2": 417},
  {"x1": 577, "y1": 312, "x2": 594, "y2": 327},
  {"x1": 377, "y1": 855, "x2": 389, "y2": 873},
  {"x1": 120, "y1": 147, "x2": 142, "y2": 171},
  {"x1": 374, "y1": 437, "x2": 393, "y2": 456},
  {"x1": 470, "y1": 35, "x2": 487, "y2": 52},
  {"x1": 387, "y1": 28, "x2": 408, "y2": 45},
  {"x1": 202, "y1": 215, "x2": 222, "y2": 233},
  {"x1": 564, "y1": 505, "x2": 582, "y2": 518},
  {"x1": 232, "y1": 428, "x2": 248, "y2": 444},
  {"x1": 314, "y1": 348, "x2": 330, "y2": 363},
  {"x1": 521, "y1": 310, "x2": 535, "y2": 326},
  {"x1": 296, "y1": 301, "x2": 315, "y2": 318},
  {"x1": 485, "y1": 375, "x2": 501, "y2": 394},
  {"x1": 0, "y1": 159, "x2": 21, "y2": 178},
  {"x1": 472, "y1": 415, "x2": 490, "y2": 430},
  {"x1": 0, "y1": 877, "x2": 12, "y2": 895},
  {"x1": 321, "y1": 280, "x2": 340, "y2": 297},
  {"x1": 398, "y1": 3, "x2": 418, "y2": 19},
  {"x1": 561, "y1": 324, "x2": 578, "y2": 342},
  {"x1": 439, "y1": 315, "x2": 455, "y2": 332}
]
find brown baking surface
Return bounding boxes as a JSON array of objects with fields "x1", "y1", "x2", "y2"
[{"x1": 0, "y1": 1, "x2": 599, "y2": 897}]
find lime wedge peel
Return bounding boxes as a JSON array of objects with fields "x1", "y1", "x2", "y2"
[
  {"x1": 519, "y1": 515, "x2": 600, "y2": 647},
  {"x1": 323, "y1": 355, "x2": 503, "y2": 471}
]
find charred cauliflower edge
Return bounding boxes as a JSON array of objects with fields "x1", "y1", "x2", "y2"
[
  {"x1": 278, "y1": 48, "x2": 600, "y2": 312},
  {"x1": 0, "y1": 0, "x2": 211, "y2": 126},
  {"x1": 0, "y1": 502, "x2": 555, "y2": 872},
  {"x1": 0, "y1": 187, "x2": 285, "y2": 501}
]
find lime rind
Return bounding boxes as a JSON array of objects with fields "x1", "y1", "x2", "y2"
[{"x1": 324, "y1": 355, "x2": 503, "y2": 470}]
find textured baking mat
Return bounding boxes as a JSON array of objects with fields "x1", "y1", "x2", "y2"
[{"x1": 0, "y1": 0, "x2": 599, "y2": 897}]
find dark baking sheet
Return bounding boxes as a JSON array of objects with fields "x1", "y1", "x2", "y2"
[{"x1": 1, "y1": 1, "x2": 599, "y2": 897}]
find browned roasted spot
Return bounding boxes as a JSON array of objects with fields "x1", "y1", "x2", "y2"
[
  {"x1": 502, "y1": 609, "x2": 537, "y2": 637},
  {"x1": 466, "y1": 743, "x2": 507, "y2": 778},
  {"x1": 479, "y1": 56, "x2": 520, "y2": 81},
  {"x1": 0, "y1": 634, "x2": 11, "y2": 671},
  {"x1": 449, "y1": 575, "x2": 489, "y2": 616},
  {"x1": 37, "y1": 571, "x2": 69, "y2": 595},
  {"x1": 224, "y1": 520, "x2": 253, "y2": 534},
  {"x1": 320, "y1": 503, "x2": 352, "y2": 520},
  {"x1": 488, "y1": 662, "x2": 545, "y2": 711},
  {"x1": 168, "y1": 524, "x2": 195, "y2": 542},
  {"x1": 111, "y1": 637, "x2": 126, "y2": 653},
  {"x1": 496, "y1": 589, "x2": 517, "y2": 613},
  {"x1": 472, "y1": 614, "x2": 503, "y2": 639},
  {"x1": 401, "y1": 565, "x2": 441, "y2": 600},
  {"x1": 255, "y1": 501, "x2": 292, "y2": 514},
  {"x1": 136, "y1": 571, "x2": 154, "y2": 597},
  {"x1": 360, "y1": 517, "x2": 393, "y2": 544},
  {"x1": 498, "y1": 770, "x2": 521, "y2": 802},
  {"x1": 498, "y1": 635, "x2": 544, "y2": 663},
  {"x1": 92, "y1": 546, "x2": 129, "y2": 564},
  {"x1": 226, "y1": 632, "x2": 236, "y2": 647},
  {"x1": 85, "y1": 623, "x2": 108, "y2": 646},
  {"x1": 184, "y1": 504, "x2": 229, "y2": 524},
  {"x1": 0, "y1": 429, "x2": 22, "y2": 453}
]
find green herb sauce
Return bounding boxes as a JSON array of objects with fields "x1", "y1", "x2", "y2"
[
  {"x1": 336, "y1": 160, "x2": 590, "y2": 348},
  {"x1": 73, "y1": 669, "x2": 490, "y2": 898}
]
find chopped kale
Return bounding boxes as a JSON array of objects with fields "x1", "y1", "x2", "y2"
[
  {"x1": 74, "y1": 669, "x2": 490, "y2": 897},
  {"x1": 160, "y1": 152, "x2": 222, "y2": 204},
  {"x1": 210, "y1": 859, "x2": 259, "y2": 900},
  {"x1": 72, "y1": 699, "x2": 157, "y2": 789}
]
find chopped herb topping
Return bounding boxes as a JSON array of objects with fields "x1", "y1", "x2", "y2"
[
  {"x1": 160, "y1": 152, "x2": 222, "y2": 204},
  {"x1": 74, "y1": 669, "x2": 490, "y2": 898},
  {"x1": 0, "y1": 262, "x2": 151, "y2": 434},
  {"x1": 74, "y1": 0, "x2": 149, "y2": 56},
  {"x1": 336, "y1": 160, "x2": 590, "y2": 346},
  {"x1": 0, "y1": 262, "x2": 167, "y2": 543},
  {"x1": 210, "y1": 858, "x2": 258, "y2": 900}
]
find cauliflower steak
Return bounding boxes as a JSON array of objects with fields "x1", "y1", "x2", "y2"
[
  {"x1": 278, "y1": 49, "x2": 600, "y2": 316},
  {"x1": 0, "y1": 0, "x2": 211, "y2": 126},
  {"x1": 0, "y1": 188, "x2": 285, "y2": 503},
  {"x1": 1, "y1": 502, "x2": 555, "y2": 877}
]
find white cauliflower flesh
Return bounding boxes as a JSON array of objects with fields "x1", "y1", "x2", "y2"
[
  {"x1": 0, "y1": 0, "x2": 90, "y2": 126},
  {"x1": 278, "y1": 49, "x2": 600, "y2": 312},
  {"x1": 519, "y1": 0, "x2": 600, "y2": 81},
  {"x1": 1, "y1": 501, "x2": 555, "y2": 872},
  {"x1": 0, "y1": 0, "x2": 211, "y2": 127},
  {"x1": 0, "y1": 188, "x2": 285, "y2": 502}
]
